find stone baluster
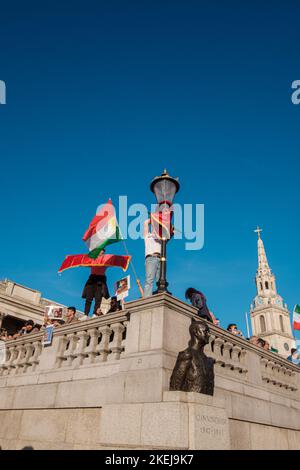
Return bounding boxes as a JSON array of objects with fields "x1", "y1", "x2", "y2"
[
  {"x1": 97, "y1": 325, "x2": 112, "y2": 362},
  {"x1": 13, "y1": 344, "x2": 26, "y2": 375},
  {"x1": 289, "y1": 370, "x2": 298, "y2": 392},
  {"x1": 29, "y1": 341, "x2": 42, "y2": 371},
  {"x1": 223, "y1": 342, "x2": 233, "y2": 369},
  {"x1": 73, "y1": 330, "x2": 90, "y2": 367},
  {"x1": 273, "y1": 363, "x2": 281, "y2": 387},
  {"x1": 260, "y1": 357, "x2": 268, "y2": 382},
  {"x1": 109, "y1": 322, "x2": 126, "y2": 360},
  {"x1": 22, "y1": 343, "x2": 35, "y2": 373},
  {"x1": 121, "y1": 321, "x2": 129, "y2": 353},
  {"x1": 213, "y1": 337, "x2": 225, "y2": 366},
  {"x1": 3, "y1": 345, "x2": 15, "y2": 375},
  {"x1": 205, "y1": 334, "x2": 216, "y2": 359},
  {"x1": 231, "y1": 344, "x2": 243, "y2": 372},
  {"x1": 0, "y1": 342, "x2": 8, "y2": 376},
  {"x1": 55, "y1": 335, "x2": 70, "y2": 368},
  {"x1": 65, "y1": 333, "x2": 79, "y2": 367},
  {"x1": 85, "y1": 328, "x2": 100, "y2": 364},
  {"x1": 267, "y1": 361, "x2": 276, "y2": 384},
  {"x1": 239, "y1": 348, "x2": 248, "y2": 373}
]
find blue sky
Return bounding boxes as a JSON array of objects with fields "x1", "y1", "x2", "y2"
[{"x1": 0, "y1": 0, "x2": 299, "y2": 336}]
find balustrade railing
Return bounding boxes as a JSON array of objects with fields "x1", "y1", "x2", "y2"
[
  {"x1": 205, "y1": 328, "x2": 248, "y2": 378},
  {"x1": 260, "y1": 355, "x2": 298, "y2": 392},
  {"x1": 0, "y1": 307, "x2": 299, "y2": 400},
  {"x1": 0, "y1": 334, "x2": 43, "y2": 376},
  {"x1": 55, "y1": 313, "x2": 128, "y2": 368}
]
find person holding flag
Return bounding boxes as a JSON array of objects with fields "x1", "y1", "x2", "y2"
[
  {"x1": 81, "y1": 249, "x2": 110, "y2": 316},
  {"x1": 143, "y1": 205, "x2": 174, "y2": 297},
  {"x1": 58, "y1": 198, "x2": 144, "y2": 309},
  {"x1": 81, "y1": 200, "x2": 122, "y2": 315}
]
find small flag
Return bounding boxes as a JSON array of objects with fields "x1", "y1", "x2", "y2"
[
  {"x1": 293, "y1": 305, "x2": 300, "y2": 331},
  {"x1": 82, "y1": 199, "x2": 122, "y2": 259}
]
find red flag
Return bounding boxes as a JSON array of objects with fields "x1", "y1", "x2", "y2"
[
  {"x1": 150, "y1": 208, "x2": 174, "y2": 240},
  {"x1": 58, "y1": 253, "x2": 131, "y2": 273}
]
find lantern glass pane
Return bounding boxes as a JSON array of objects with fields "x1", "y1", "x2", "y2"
[{"x1": 153, "y1": 179, "x2": 177, "y2": 205}]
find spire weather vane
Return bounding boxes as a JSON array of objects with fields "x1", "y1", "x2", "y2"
[{"x1": 254, "y1": 226, "x2": 263, "y2": 239}]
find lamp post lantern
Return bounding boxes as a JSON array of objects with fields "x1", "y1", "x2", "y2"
[{"x1": 150, "y1": 169, "x2": 180, "y2": 294}]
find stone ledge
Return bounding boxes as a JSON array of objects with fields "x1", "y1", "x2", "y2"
[{"x1": 163, "y1": 391, "x2": 226, "y2": 408}]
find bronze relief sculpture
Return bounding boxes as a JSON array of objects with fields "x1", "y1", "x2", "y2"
[{"x1": 170, "y1": 319, "x2": 215, "y2": 395}]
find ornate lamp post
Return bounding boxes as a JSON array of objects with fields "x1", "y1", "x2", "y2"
[{"x1": 150, "y1": 169, "x2": 180, "y2": 294}]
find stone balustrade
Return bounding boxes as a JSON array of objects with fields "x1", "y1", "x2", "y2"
[
  {"x1": 0, "y1": 293, "x2": 299, "y2": 450},
  {"x1": 0, "y1": 311, "x2": 129, "y2": 377},
  {"x1": 0, "y1": 297, "x2": 298, "y2": 400},
  {"x1": 55, "y1": 313, "x2": 128, "y2": 368},
  {"x1": 0, "y1": 334, "x2": 43, "y2": 376},
  {"x1": 206, "y1": 328, "x2": 248, "y2": 378},
  {"x1": 205, "y1": 322, "x2": 299, "y2": 398}
]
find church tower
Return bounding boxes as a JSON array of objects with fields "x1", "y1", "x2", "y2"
[{"x1": 250, "y1": 227, "x2": 295, "y2": 356}]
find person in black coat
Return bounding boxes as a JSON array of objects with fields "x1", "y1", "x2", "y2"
[
  {"x1": 82, "y1": 249, "x2": 110, "y2": 315},
  {"x1": 185, "y1": 288, "x2": 213, "y2": 323}
]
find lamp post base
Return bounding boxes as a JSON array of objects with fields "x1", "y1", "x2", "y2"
[{"x1": 153, "y1": 281, "x2": 172, "y2": 296}]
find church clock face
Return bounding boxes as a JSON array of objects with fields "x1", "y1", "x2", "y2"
[
  {"x1": 256, "y1": 297, "x2": 263, "y2": 305},
  {"x1": 275, "y1": 298, "x2": 282, "y2": 307}
]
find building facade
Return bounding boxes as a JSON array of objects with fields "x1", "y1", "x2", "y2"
[
  {"x1": 0, "y1": 279, "x2": 64, "y2": 335},
  {"x1": 250, "y1": 228, "x2": 295, "y2": 356}
]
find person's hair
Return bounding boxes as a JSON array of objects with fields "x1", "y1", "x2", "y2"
[
  {"x1": 67, "y1": 307, "x2": 76, "y2": 314},
  {"x1": 185, "y1": 288, "x2": 205, "y2": 300},
  {"x1": 25, "y1": 320, "x2": 34, "y2": 327},
  {"x1": 257, "y1": 338, "x2": 266, "y2": 348},
  {"x1": 227, "y1": 323, "x2": 237, "y2": 331},
  {"x1": 111, "y1": 296, "x2": 117, "y2": 301},
  {"x1": 291, "y1": 348, "x2": 298, "y2": 355}
]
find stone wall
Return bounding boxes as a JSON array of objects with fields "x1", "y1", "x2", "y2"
[{"x1": 0, "y1": 294, "x2": 299, "y2": 449}]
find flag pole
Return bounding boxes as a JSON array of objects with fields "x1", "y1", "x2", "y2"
[
  {"x1": 245, "y1": 311, "x2": 251, "y2": 338},
  {"x1": 122, "y1": 239, "x2": 144, "y2": 298},
  {"x1": 118, "y1": 226, "x2": 144, "y2": 298}
]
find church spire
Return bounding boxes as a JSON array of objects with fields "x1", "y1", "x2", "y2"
[
  {"x1": 250, "y1": 227, "x2": 295, "y2": 356},
  {"x1": 254, "y1": 227, "x2": 276, "y2": 297},
  {"x1": 254, "y1": 227, "x2": 272, "y2": 277}
]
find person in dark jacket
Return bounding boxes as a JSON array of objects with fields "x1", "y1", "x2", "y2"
[
  {"x1": 185, "y1": 288, "x2": 213, "y2": 323},
  {"x1": 82, "y1": 249, "x2": 110, "y2": 315}
]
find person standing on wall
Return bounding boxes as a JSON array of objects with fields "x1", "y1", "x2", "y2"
[
  {"x1": 82, "y1": 249, "x2": 110, "y2": 315},
  {"x1": 143, "y1": 219, "x2": 162, "y2": 297}
]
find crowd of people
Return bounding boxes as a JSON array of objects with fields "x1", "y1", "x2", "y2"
[{"x1": 0, "y1": 297, "x2": 122, "y2": 342}]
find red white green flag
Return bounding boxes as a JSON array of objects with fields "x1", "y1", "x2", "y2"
[
  {"x1": 82, "y1": 199, "x2": 122, "y2": 259},
  {"x1": 293, "y1": 305, "x2": 300, "y2": 330}
]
